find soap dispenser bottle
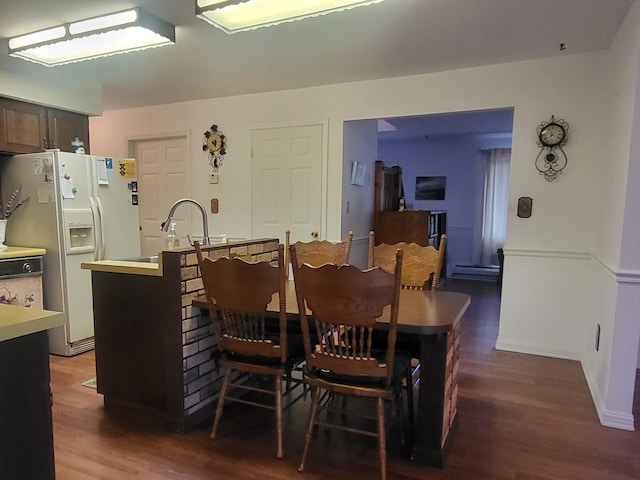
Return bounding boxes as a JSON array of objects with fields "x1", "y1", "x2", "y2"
[{"x1": 166, "y1": 222, "x2": 180, "y2": 250}]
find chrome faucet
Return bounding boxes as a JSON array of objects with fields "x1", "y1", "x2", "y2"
[{"x1": 161, "y1": 198, "x2": 210, "y2": 246}]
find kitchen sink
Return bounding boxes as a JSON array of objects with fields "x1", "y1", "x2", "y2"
[{"x1": 121, "y1": 255, "x2": 159, "y2": 263}]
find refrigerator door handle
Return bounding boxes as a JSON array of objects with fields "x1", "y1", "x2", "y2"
[
  {"x1": 89, "y1": 196, "x2": 100, "y2": 261},
  {"x1": 96, "y1": 197, "x2": 107, "y2": 261}
]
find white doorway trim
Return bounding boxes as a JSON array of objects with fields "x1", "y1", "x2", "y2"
[{"x1": 125, "y1": 130, "x2": 191, "y2": 157}]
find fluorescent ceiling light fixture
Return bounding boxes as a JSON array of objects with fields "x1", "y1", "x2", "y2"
[
  {"x1": 196, "y1": 0, "x2": 384, "y2": 34},
  {"x1": 8, "y1": 8, "x2": 175, "y2": 67}
]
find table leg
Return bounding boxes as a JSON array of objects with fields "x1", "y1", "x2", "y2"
[{"x1": 410, "y1": 324, "x2": 459, "y2": 467}]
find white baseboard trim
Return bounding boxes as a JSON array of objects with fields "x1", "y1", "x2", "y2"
[
  {"x1": 495, "y1": 338, "x2": 581, "y2": 361},
  {"x1": 600, "y1": 410, "x2": 636, "y2": 431},
  {"x1": 581, "y1": 358, "x2": 636, "y2": 431}
]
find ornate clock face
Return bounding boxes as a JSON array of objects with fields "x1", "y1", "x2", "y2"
[
  {"x1": 202, "y1": 125, "x2": 227, "y2": 171},
  {"x1": 207, "y1": 133, "x2": 222, "y2": 152},
  {"x1": 538, "y1": 123, "x2": 566, "y2": 147},
  {"x1": 535, "y1": 115, "x2": 569, "y2": 182}
]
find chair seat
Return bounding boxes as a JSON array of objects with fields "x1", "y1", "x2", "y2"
[
  {"x1": 265, "y1": 316, "x2": 319, "y2": 347},
  {"x1": 349, "y1": 328, "x2": 420, "y2": 360},
  {"x1": 306, "y1": 349, "x2": 411, "y2": 390},
  {"x1": 224, "y1": 333, "x2": 305, "y2": 366}
]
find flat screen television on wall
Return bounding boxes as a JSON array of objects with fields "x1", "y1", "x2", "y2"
[{"x1": 415, "y1": 176, "x2": 446, "y2": 200}]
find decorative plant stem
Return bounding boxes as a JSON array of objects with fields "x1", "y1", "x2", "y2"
[{"x1": 1, "y1": 185, "x2": 29, "y2": 220}]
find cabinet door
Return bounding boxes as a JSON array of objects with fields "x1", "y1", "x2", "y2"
[
  {"x1": 0, "y1": 331, "x2": 56, "y2": 480},
  {"x1": 0, "y1": 98, "x2": 47, "y2": 154},
  {"x1": 47, "y1": 108, "x2": 90, "y2": 153}
]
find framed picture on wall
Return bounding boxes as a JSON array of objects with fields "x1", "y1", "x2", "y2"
[
  {"x1": 415, "y1": 176, "x2": 446, "y2": 200},
  {"x1": 351, "y1": 161, "x2": 366, "y2": 186}
]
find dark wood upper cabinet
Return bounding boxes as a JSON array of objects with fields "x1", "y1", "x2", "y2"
[
  {"x1": 47, "y1": 107, "x2": 90, "y2": 153},
  {"x1": 0, "y1": 97, "x2": 90, "y2": 154},
  {"x1": 0, "y1": 97, "x2": 47, "y2": 154}
]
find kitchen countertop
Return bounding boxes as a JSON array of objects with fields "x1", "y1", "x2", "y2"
[
  {"x1": 0, "y1": 246, "x2": 47, "y2": 260},
  {"x1": 81, "y1": 239, "x2": 276, "y2": 278},
  {"x1": 81, "y1": 258, "x2": 164, "y2": 277},
  {"x1": 0, "y1": 304, "x2": 65, "y2": 342}
]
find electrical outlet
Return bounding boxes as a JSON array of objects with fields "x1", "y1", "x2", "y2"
[{"x1": 209, "y1": 173, "x2": 219, "y2": 184}]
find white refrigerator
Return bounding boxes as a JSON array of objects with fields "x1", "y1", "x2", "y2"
[{"x1": 0, "y1": 151, "x2": 141, "y2": 356}]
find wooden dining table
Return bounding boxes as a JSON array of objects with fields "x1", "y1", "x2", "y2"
[{"x1": 193, "y1": 280, "x2": 470, "y2": 468}]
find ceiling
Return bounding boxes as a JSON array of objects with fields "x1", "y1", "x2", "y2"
[
  {"x1": 376, "y1": 108, "x2": 515, "y2": 143},
  {"x1": 0, "y1": 0, "x2": 633, "y2": 115}
]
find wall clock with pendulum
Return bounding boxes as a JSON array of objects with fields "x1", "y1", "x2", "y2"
[
  {"x1": 535, "y1": 115, "x2": 569, "y2": 182},
  {"x1": 202, "y1": 124, "x2": 227, "y2": 172}
]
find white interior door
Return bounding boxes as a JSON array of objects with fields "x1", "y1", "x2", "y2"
[
  {"x1": 134, "y1": 136, "x2": 190, "y2": 256},
  {"x1": 251, "y1": 125, "x2": 323, "y2": 244}
]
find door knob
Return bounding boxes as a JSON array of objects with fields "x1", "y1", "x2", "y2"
[{"x1": 311, "y1": 231, "x2": 318, "y2": 238}]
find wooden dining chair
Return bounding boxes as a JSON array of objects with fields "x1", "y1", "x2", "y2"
[
  {"x1": 285, "y1": 230, "x2": 353, "y2": 277},
  {"x1": 368, "y1": 232, "x2": 447, "y2": 291},
  {"x1": 290, "y1": 245, "x2": 412, "y2": 480},
  {"x1": 194, "y1": 242, "x2": 304, "y2": 459},
  {"x1": 368, "y1": 232, "x2": 447, "y2": 383}
]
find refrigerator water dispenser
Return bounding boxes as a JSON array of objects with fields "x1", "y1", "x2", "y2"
[{"x1": 63, "y1": 209, "x2": 95, "y2": 254}]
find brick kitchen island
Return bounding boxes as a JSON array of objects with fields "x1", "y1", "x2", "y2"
[{"x1": 81, "y1": 238, "x2": 279, "y2": 433}]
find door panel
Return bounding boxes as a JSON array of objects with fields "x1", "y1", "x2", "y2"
[
  {"x1": 135, "y1": 137, "x2": 189, "y2": 256},
  {"x1": 251, "y1": 125, "x2": 322, "y2": 244},
  {"x1": 0, "y1": 98, "x2": 46, "y2": 153}
]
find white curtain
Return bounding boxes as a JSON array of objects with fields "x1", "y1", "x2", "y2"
[{"x1": 481, "y1": 148, "x2": 511, "y2": 265}]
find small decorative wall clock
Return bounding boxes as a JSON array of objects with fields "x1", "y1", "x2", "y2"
[
  {"x1": 202, "y1": 124, "x2": 227, "y2": 171},
  {"x1": 535, "y1": 115, "x2": 569, "y2": 182}
]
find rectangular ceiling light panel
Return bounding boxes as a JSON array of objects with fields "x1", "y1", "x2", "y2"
[
  {"x1": 196, "y1": 0, "x2": 384, "y2": 33},
  {"x1": 8, "y1": 8, "x2": 175, "y2": 66}
]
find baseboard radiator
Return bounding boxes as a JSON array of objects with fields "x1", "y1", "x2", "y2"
[{"x1": 451, "y1": 264, "x2": 499, "y2": 281}]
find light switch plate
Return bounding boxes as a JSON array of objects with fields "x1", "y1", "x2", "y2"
[
  {"x1": 209, "y1": 173, "x2": 219, "y2": 184},
  {"x1": 517, "y1": 197, "x2": 533, "y2": 218},
  {"x1": 210, "y1": 198, "x2": 219, "y2": 214}
]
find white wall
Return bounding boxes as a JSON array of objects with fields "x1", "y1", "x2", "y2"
[
  {"x1": 580, "y1": 0, "x2": 640, "y2": 431},
  {"x1": 89, "y1": 48, "x2": 637, "y2": 427},
  {"x1": 341, "y1": 120, "x2": 378, "y2": 268}
]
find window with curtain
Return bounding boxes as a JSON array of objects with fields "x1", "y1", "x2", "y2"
[{"x1": 481, "y1": 148, "x2": 511, "y2": 265}]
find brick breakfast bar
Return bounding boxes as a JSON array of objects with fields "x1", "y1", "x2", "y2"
[{"x1": 81, "y1": 238, "x2": 279, "y2": 433}]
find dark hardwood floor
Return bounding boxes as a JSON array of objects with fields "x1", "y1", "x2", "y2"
[{"x1": 49, "y1": 279, "x2": 640, "y2": 479}]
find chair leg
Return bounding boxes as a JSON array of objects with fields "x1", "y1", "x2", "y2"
[
  {"x1": 376, "y1": 397, "x2": 387, "y2": 480},
  {"x1": 405, "y1": 366, "x2": 415, "y2": 434},
  {"x1": 275, "y1": 375, "x2": 283, "y2": 459},
  {"x1": 210, "y1": 368, "x2": 231, "y2": 440},
  {"x1": 298, "y1": 386, "x2": 320, "y2": 473},
  {"x1": 340, "y1": 394, "x2": 348, "y2": 421},
  {"x1": 397, "y1": 388, "x2": 406, "y2": 446},
  {"x1": 285, "y1": 369, "x2": 292, "y2": 393}
]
